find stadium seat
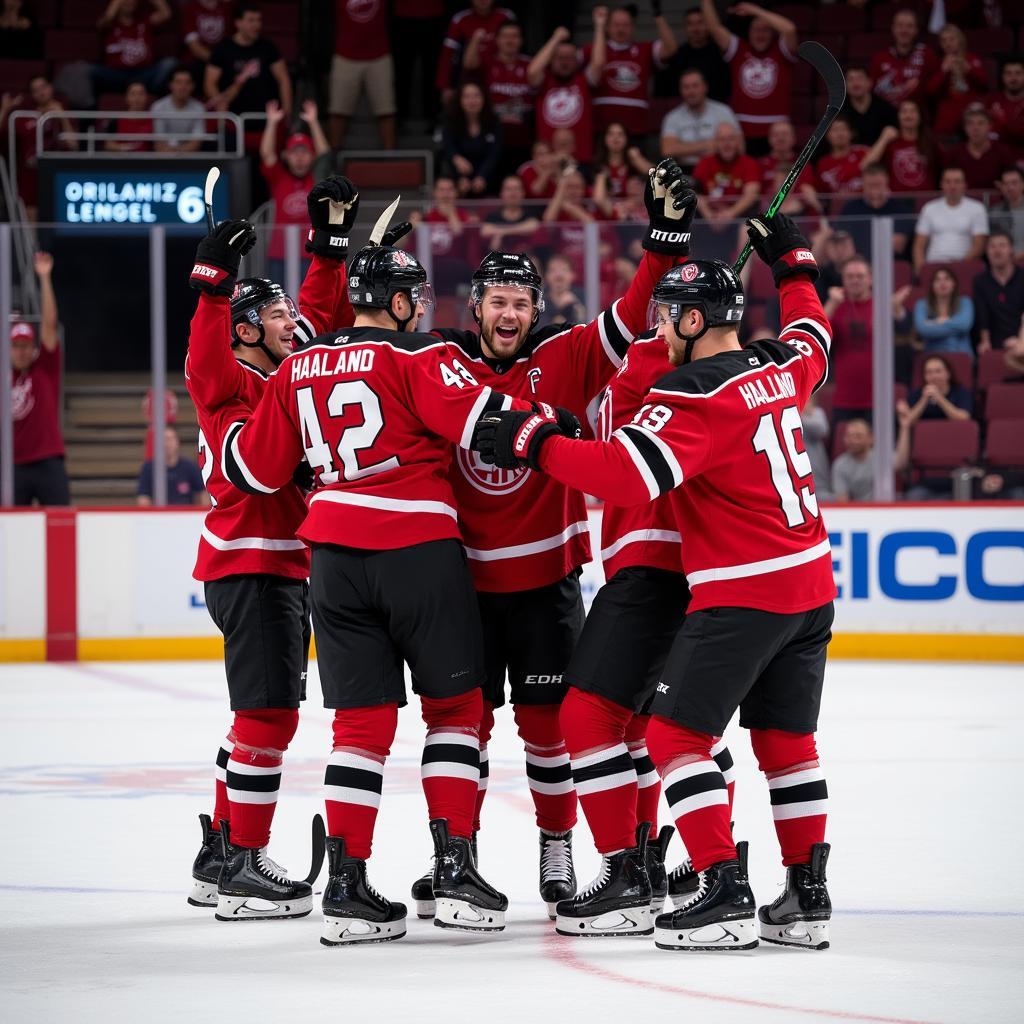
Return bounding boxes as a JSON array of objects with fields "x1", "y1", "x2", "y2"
[
  {"x1": 262, "y1": 3, "x2": 298, "y2": 33},
  {"x1": 339, "y1": 156, "x2": 429, "y2": 194},
  {"x1": 847, "y1": 32, "x2": 889, "y2": 62},
  {"x1": 910, "y1": 419, "x2": 979, "y2": 471},
  {"x1": 894, "y1": 261, "x2": 914, "y2": 290},
  {"x1": 911, "y1": 350, "x2": 974, "y2": 389},
  {"x1": 976, "y1": 348, "x2": 1016, "y2": 390},
  {"x1": 870, "y1": 4, "x2": 902, "y2": 30},
  {"x1": 59, "y1": 0, "x2": 108, "y2": 29},
  {"x1": 966, "y1": 29, "x2": 1013, "y2": 56},
  {"x1": 817, "y1": 7, "x2": 865, "y2": 33},
  {"x1": 985, "y1": 420, "x2": 1024, "y2": 468},
  {"x1": 984, "y1": 382, "x2": 1024, "y2": 422},
  {"x1": 45, "y1": 28, "x2": 100, "y2": 62},
  {"x1": 0, "y1": 59, "x2": 48, "y2": 93}
]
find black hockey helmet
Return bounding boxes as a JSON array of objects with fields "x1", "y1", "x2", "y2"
[
  {"x1": 469, "y1": 250, "x2": 545, "y2": 324},
  {"x1": 230, "y1": 278, "x2": 299, "y2": 365},
  {"x1": 347, "y1": 245, "x2": 434, "y2": 331},
  {"x1": 649, "y1": 260, "x2": 744, "y2": 363}
]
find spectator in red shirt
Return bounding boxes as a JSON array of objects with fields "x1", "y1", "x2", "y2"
[
  {"x1": 584, "y1": 3, "x2": 677, "y2": 137},
  {"x1": 861, "y1": 99, "x2": 940, "y2": 193},
  {"x1": 692, "y1": 120, "x2": 760, "y2": 261},
  {"x1": 527, "y1": 12, "x2": 608, "y2": 165},
  {"x1": 0, "y1": 76, "x2": 76, "y2": 217},
  {"x1": 409, "y1": 176, "x2": 477, "y2": 293},
  {"x1": 945, "y1": 106, "x2": 1017, "y2": 190},
  {"x1": 815, "y1": 116, "x2": 869, "y2": 196},
  {"x1": 180, "y1": 0, "x2": 232, "y2": 66},
  {"x1": 869, "y1": 8, "x2": 939, "y2": 109},
  {"x1": 92, "y1": 0, "x2": 175, "y2": 101},
  {"x1": 986, "y1": 57, "x2": 1024, "y2": 155},
  {"x1": 823, "y1": 255, "x2": 876, "y2": 424},
  {"x1": 463, "y1": 20, "x2": 534, "y2": 177},
  {"x1": 594, "y1": 121, "x2": 649, "y2": 199},
  {"x1": 103, "y1": 80, "x2": 153, "y2": 152},
  {"x1": 927, "y1": 24, "x2": 988, "y2": 142},
  {"x1": 328, "y1": 0, "x2": 395, "y2": 150},
  {"x1": 758, "y1": 119, "x2": 817, "y2": 202},
  {"x1": 12, "y1": 252, "x2": 69, "y2": 507},
  {"x1": 517, "y1": 139, "x2": 561, "y2": 201},
  {"x1": 480, "y1": 175, "x2": 541, "y2": 254},
  {"x1": 442, "y1": 81, "x2": 503, "y2": 197},
  {"x1": 260, "y1": 99, "x2": 330, "y2": 281},
  {"x1": 701, "y1": 0, "x2": 797, "y2": 157},
  {"x1": 436, "y1": 0, "x2": 516, "y2": 106}
]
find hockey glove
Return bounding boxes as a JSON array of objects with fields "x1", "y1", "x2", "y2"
[
  {"x1": 532, "y1": 401, "x2": 581, "y2": 441},
  {"x1": 746, "y1": 213, "x2": 819, "y2": 286},
  {"x1": 642, "y1": 158, "x2": 696, "y2": 256},
  {"x1": 306, "y1": 175, "x2": 360, "y2": 260},
  {"x1": 380, "y1": 221, "x2": 413, "y2": 247},
  {"x1": 189, "y1": 219, "x2": 257, "y2": 297},
  {"x1": 473, "y1": 405, "x2": 570, "y2": 470}
]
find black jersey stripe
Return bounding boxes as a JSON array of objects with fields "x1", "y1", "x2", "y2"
[
  {"x1": 224, "y1": 769, "x2": 281, "y2": 793},
  {"x1": 620, "y1": 426, "x2": 678, "y2": 496},
  {"x1": 783, "y1": 317, "x2": 831, "y2": 354},
  {"x1": 769, "y1": 779, "x2": 829, "y2": 806},
  {"x1": 221, "y1": 421, "x2": 272, "y2": 496},
  {"x1": 599, "y1": 300, "x2": 632, "y2": 362},
  {"x1": 421, "y1": 743, "x2": 480, "y2": 768}
]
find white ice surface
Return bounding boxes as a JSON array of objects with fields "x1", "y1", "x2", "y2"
[{"x1": 1, "y1": 659, "x2": 1023, "y2": 1023}]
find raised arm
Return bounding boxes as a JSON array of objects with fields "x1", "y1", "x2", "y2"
[
  {"x1": 299, "y1": 99, "x2": 330, "y2": 157},
  {"x1": 731, "y1": 2, "x2": 797, "y2": 52},
  {"x1": 270, "y1": 59, "x2": 293, "y2": 119},
  {"x1": 653, "y1": 3, "x2": 679, "y2": 62},
  {"x1": 528, "y1": 26, "x2": 570, "y2": 88},
  {"x1": 586, "y1": 6, "x2": 609, "y2": 86},
  {"x1": 701, "y1": 0, "x2": 734, "y2": 53},
  {"x1": 463, "y1": 28, "x2": 487, "y2": 72},
  {"x1": 260, "y1": 100, "x2": 284, "y2": 168},
  {"x1": 33, "y1": 252, "x2": 59, "y2": 352}
]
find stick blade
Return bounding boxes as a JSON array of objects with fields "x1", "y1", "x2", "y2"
[
  {"x1": 369, "y1": 195, "x2": 401, "y2": 246},
  {"x1": 204, "y1": 167, "x2": 221, "y2": 208},
  {"x1": 797, "y1": 41, "x2": 846, "y2": 110}
]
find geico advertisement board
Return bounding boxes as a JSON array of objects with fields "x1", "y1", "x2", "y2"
[{"x1": 75, "y1": 506, "x2": 1023, "y2": 641}]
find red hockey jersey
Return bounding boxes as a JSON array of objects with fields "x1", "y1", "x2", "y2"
[
  {"x1": 433, "y1": 250, "x2": 678, "y2": 593},
  {"x1": 596, "y1": 333, "x2": 682, "y2": 580},
  {"x1": 186, "y1": 256, "x2": 345, "y2": 582},
  {"x1": 583, "y1": 39, "x2": 664, "y2": 135},
  {"x1": 222, "y1": 327, "x2": 529, "y2": 551},
  {"x1": 721, "y1": 36, "x2": 796, "y2": 138},
  {"x1": 540, "y1": 276, "x2": 837, "y2": 615}
]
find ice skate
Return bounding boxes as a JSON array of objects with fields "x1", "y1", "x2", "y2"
[
  {"x1": 758, "y1": 842, "x2": 831, "y2": 950},
  {"x1": 188, "y1": 813, "x2": 223, "y2": 907},
  {"x1": 645, "y1": 825, "x2": 674, "y2": 913},
  {"x1": 215, "y1": 822, "x2": 313, "y2": 921},
  {"x1": 555, "y1": 823, "x2": 653, "y2": 937},
  {"x1": 654, "y1": 840, "x2": 758, "y2": 951},
  {"x1": 321, "y1": 837, "x2": 407, "y2": 946},
  {"x1": 412, "y1": 831, "x2": 477, "y2": 918},
  {"x1": 430, "y1": 819, "x2": 507, "y2": 932},
  {"x1": 539, "y1": 829, "x2": 576, "y2": 919}
]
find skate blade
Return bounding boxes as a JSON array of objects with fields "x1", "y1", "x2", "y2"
[
  {"x1": 187, "y1": 877, "x2": 218, "y2": 907},
  {"x1": 321, "y1": 914, "x2": 406, "y2": 946},
  {"x1": 414, "y1": 899, "x2": 436, "y2": 919},
  {"x1": 545, "y1": 901, "x2": 558, "y2": 921},
  {"x1": 555, "y1": 906, "x2": 653, "y2": 938},
  {"x1": 433, "y1": 897, "x2": 506, "y2": 932},
  {"x1": 650, "y1": 894, "x2": 666, "y2": 915},
  {"x1": 759, "y1": 919, "x2": 830, "y2": 950},
  {"x1": 654, "y1": 916, "x2": 758, "y2": 951},
  {"x1": 214, "y1": 893, "x2": 313, "y2": 921}
]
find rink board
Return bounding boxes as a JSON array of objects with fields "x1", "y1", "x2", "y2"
[{"x1": 1, "y1": 504, "x2": 1022, "y2": 662}]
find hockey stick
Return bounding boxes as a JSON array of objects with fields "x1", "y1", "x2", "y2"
[
  {"x1": 733, "y1": 41, "x2": 846, "y2": 273},
  {"x1": 369, "y1": 194, "x2": 401, "y2": 245},
  {"x1": 305, "y1": 813, "x2": 327, "y2": 886},
  {"x1": 204, "y1": 166, "x2": 221, "y2": 234}
]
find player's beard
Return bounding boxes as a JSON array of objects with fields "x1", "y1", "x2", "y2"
[
  {"x1": 482, "y1": 318, "x2": 529, "y2": 360},
  {"x1": 665, "y1": 330, "x2": 685, "y2": 367}
]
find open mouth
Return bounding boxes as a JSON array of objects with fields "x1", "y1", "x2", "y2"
[{"x1": 495, "y1": 324, "x2": 519, "y2": 342}]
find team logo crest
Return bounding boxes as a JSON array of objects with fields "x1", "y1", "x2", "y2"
[
  {"x1": 740, "y1": 55, "x2": 778, "y2": 99},
  {"x1": 609, "y1": 62, "x2": 642, "y2": 92},
  {"x1": 891, "y1": 147, "x2": 926, "y2": 187},
  {"x1": 456, "y1": 447, "x2": 531, "y2": 494},
  {"x1": 544, "y1": 86, "x2": 583, "y2": 127},
  {"x1": 681, "y1": 263, "x2": 700, "y2": 282}
]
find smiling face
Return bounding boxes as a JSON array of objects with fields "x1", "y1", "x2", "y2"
[
  {"x1": 608, "y1": 8, "x2": 634, "y2": 45},
  {"x1": 768, "y1": 119, "x2": 795, "y2": 156},
  {"x1": 545, "y1": 255, "x2": 574, "y2": 291},
  {"x1": 941, "y1": 168, "x2": 966, "y2": 203},
  {"x1": 460, "y1": 82, "x2": 485, "y2": 117},
  {"x1": 29, "y1": 75, "x2": 52, "y2": 106},
  {"x1": 749, "y1": 18, "x2": 773, "y2": 52},
  {"x1": 603, "y1": 122, "x2": 628, "y2": 156},
  {"x1": 499, "y1": 175, "x2": 525, "y2": 206},
  {"x1": 680, "y1": 70, "x2": 707, "y2": 108},
  {"x1": 891, "y1": 10, "x2": 918, "y2": 50},
  {"x1": 844, "y1": 419, "x2": 873, "y2": 456},
  {"x1": 478, "y1": 285, "x2": 536, "y2": 359},
  {"x1": 827, "y1": 118, "x2": 852, "y2": 152},
  {"x1": 930, "y1": 268, "x2": 956, "y2": 303},
  {"x1": 986, "y1": 232, "x2": 1013, "y2": 270},
  {"x1": 845, "y1": 67, "x2": 871, "y2": 101},
  {"x1": 922, "y1": 356, "x2": 951, "y2": 390},
  {"x1": 897, "y1": 100, "x2": 921, "y2": 133},
  {"x1": 862, "y1": 167, "x2": 890, "y2": 205},
  {"x1": 235, "y1": 299, "x2": 298, "y2": 359},
  {"x1": 125, "y1": 82, "x2": 148, "y2": 111},
  {"x1": 841, "y1": 259, "x2": 872, "y2": 302},
  {"x1": 495, "y1": 22, "x2": 521, "y2": 59},
  {"x1": 552, "y1": 42, "x2": 579, "y2": 78},
  {"x1": 714, "y1": 122, "x2": 742, "y2": 162},
  {"x1": 684, "y1": 10, "x2": 708, "y2": 47}
]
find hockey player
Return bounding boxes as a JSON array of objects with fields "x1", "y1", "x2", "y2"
[
  {"x1": 221, "y1": 244, "x2": 540, "y2": 945},
  {"x1": 475, "y1": 212, "x2": 836, "y2": 951},
  {"x1": 552, "y1": 326, "x2": 737, "y2": 937},
  {"x1": 411, "y1": 158, "x2": 696, "y2": 919},
  {"x1": 185, "y1": 175, "x2": 358, "y2": 921}
]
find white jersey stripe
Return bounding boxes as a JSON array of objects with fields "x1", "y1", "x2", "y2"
[
  {"x1": 686, "y1": 538, "x2": 832, "y2": 588},
  {"x1": 772, "y1": 799, "x2": 829, "y2": 821},
  {"x1": 459, "y1": 385, "x2": 494, "y2": 450},
  {"x1": 324, "y1": 785, "x2": 381, "y2": 809},
  {"x1": 601, "y1": 528, "x2": 682, "y2": 563},
  {"x1": 464, "y1": 519, "x2": 589, "y2": 562},
  {"x1": 309, "y1": 490, "x2": 458, "y2": 519},
  {"x1": 612, "y1": 429, "x2": 661, "y2": 501},
  {"x1": 201, "y1": 526, "x2": 306, "y2": 553},
  {"x1": 421, "y1": 762, "x2": 480, "y2": 782},
  {"x1": 648, "y1": 352, "x2": 803, "y2": 400},
  {"x1": 223, "y1": 422, "x2": 276, "y2": 495},
  {"x1": 225, "y1": 789, "x2": 278, "y2": 806},
  {"x1": 598, "y1": 311, "x2": 624, "y2": 369},
  {"x1": 573, "y1": 770, "x2": 638, "y2": 797}
]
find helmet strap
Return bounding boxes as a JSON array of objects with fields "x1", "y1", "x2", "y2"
[
  {"x1": 231, "y1": 322, "x2": 284, "y2": 367},
  {"x1": 673, "y1": 312, "x2": 709, "y2": 364},
  {"x1": 388, "y1": 291, "x2": 416, "y2": 333}
]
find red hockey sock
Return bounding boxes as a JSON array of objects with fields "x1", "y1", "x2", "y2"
[
  {"x1": 646, "y1": 716, "x2": 734, "y2": 873},
  {"x1": 420, "y1": 690, "x2": 482, "y2": 839},
  {"x1": 559, "y1": 688, "x2": 636, "y2": 853},
  {"x1": 750, "y1": 728, "x2": 827, "y2": 867},
  {"x1": 212, "y1": 730, "x2": 234, "y2": 832},
  {"x1": 710, "y1": 736, "x2": 737, "y2": 815},
  {"x1": 625, "y1": 714, "x2": 660, "y2": 832},
  {"x1": 324, "y1": 704, "x2": 398, "y2": 860},
  {"x1": 515, "y1": 702, "x2": 577, "y2": 834},
  {"x1": 474, "y1": 702, "x2": 495, "y2": 832},
  {"x1": 225, "y1": 708, "x2": 299, "y2": 849}
]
